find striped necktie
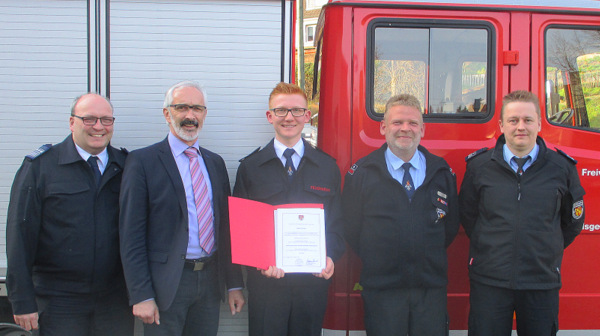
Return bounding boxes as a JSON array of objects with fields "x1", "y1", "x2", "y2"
[{"x1": 184, "y1": 147, "x2": 215, "y2": 253}]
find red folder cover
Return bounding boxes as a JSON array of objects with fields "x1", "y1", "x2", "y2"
[{"x1": 228, "y1": 196, "x2": 323, "y2": 270}]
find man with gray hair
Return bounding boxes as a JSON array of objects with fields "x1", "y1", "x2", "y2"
[
  {"x1": 119, "y1": 81, "x2": 244, "y2": 336},
  {"x1": 342, "y1": 94, "x2": 459, "y2": 335}
]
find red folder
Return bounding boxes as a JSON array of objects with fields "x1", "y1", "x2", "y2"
[{"x1": 228, "y1": 196, "x2": 323, "y2": 270}]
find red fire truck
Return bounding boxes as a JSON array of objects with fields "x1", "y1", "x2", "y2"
[{"x1": 314, "y1": 0, "x2": 600, "y2": 334}]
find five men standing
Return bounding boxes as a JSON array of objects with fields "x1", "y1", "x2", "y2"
[{"x1": 4, "y1": 86, "x2": 586, "y2": 336}]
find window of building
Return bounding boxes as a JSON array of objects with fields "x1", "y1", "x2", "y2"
[
  {"x1": 545, "y1": 27, "x2": 600, "y2": 131},
  {"x1": 306, "y1": 24, "x2": 315, "y2": 43},
  {"x1": 306, "y1": 0, "x2": 328, "y2": 10},
  {"x1": 368, "y1": 20, "x2": 493, "y2": 120}
]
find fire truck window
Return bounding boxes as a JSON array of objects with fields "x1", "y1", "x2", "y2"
[
  {"x1": 546, "y1": 28, "x2": 600, "y2": 131},
  {"x1": 373, "y1": 28, "x2": 428, "y2": 113},
  {"x1": 372, "y1": 26, "x2": 489, "y2": 118}
]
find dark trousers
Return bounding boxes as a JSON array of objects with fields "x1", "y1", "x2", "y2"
[
  {"x1": 36, "y1": 287, "x2": 133, "y2": 336},
  {"x1": 361, "y1": 286, "x2": 448, "y2": 336},
  {"x1": 247, "y1": 272, "x2": 330, "y2": 336},
  {"x1": 468, "y1": 280, "x2": 559, "y2": 336},
  {"x1": 144, "y1": 261, "x2": 220, "y2": 336}
]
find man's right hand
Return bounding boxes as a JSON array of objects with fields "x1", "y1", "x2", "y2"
[
  {"x1": 14, "y1": 312, "x2": 39, "y2": 331},
  {"x1": 133, "y1": 299, "x2": 160, "y2": 325}
]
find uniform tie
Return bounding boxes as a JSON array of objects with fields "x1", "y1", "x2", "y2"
[
  {"x1": 87, "y1": 156, "x2": 102, "y2": 187},
  {"x1": 513, "y1": 156, "x2": 530, "y2": 175},
  {"x1": 401, "y1": 162, "x2": 415, "y2": 201},
  {"x1": 283, "y1": 148, "x2": 296, "y2": 181},
  {"x1": 184, "y1": 148, "x2": 215, "y2": 253}
]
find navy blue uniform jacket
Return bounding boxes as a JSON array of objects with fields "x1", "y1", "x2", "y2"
[
  {"x1": 233, "y1": 139, "x2": 345, "y2": 287},
  {"x1": 6, "y1": 136, "x2": 127, "y2": 315}
]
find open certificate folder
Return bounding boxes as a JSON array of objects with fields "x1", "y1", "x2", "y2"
[{"x1": 228, "y1": 196, "x2": 326, "y2": 273}]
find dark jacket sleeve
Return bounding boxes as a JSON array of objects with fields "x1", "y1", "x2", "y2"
[
  {"x1": 6, "y1": 160, "x2": 41, "y2": 315},
  {"x1": 458, "y1": 163, "x2": 479, "y2": 238},
  {"x1": 216, "y1": 159, "x2": 244, "y2": 290},
  {"x1": 445, "y1": 169, "x2": 461, "y2": 248},
  {"x1": 232, "y1": 161, "x2": 248, "y2": 199},
  {"x1": 119, "y1": 151, "x2": 156, "y2": 305},
  {"x1": 561, "y1": 164, "x2": 585, "y2": 248},
  {"x1": 324, "y1": 165, "x2": 346, "y2": 263},
  {"x1": 341, "y1": 170, "x2": 363, "y2": 254}
]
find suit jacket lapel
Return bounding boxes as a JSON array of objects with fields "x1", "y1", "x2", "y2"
[{"x1": 157, "y1": 138, "x2": 188, "y2": 217}]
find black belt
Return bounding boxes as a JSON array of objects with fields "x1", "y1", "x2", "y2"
[{"x1": 184, "y1": 256, "x2": 215, "y2": 271}]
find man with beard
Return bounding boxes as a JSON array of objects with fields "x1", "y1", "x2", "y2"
[
  {"x1": 119, "y1": 81, "x2": 244, "y2": 336},
  {"x1": 342, "y1": 94, "x2": 459, "y2": 335}
]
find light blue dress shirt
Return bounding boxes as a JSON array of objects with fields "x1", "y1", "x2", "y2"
[
  {"x1": 384, "y1": 148, "x2": 426, "y2": 189},
  {"x1": 502, "y1": 143, "x2": 539, "y2": 173},
  {"x1": 75, "y1": 144, "x2": 108, "y2": 174},
  {"x1": 274, "y1": 138, "x2": 305, "y2": 169}
]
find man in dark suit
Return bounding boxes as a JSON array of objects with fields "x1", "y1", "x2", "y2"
[
  {"x1": 6, "y1": 93, "x2": 132, "y2": 335},
  {"x1": 233, "y1": 82, "x2": 345, "y2": 336},
  {"x1": 119, "y1": 81, "x2": 245, "y2": 336}
]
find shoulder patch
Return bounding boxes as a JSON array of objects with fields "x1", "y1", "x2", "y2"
[
  {"x1": 26, "y1": 144, "x2": 52, "y2": 160},
  {"x1": 239, "y1": 147, "x2": 261, "y2": 162},
  {"x1": 465, "y1": 147, "x2": 489, "y2": 162},
  {"x1": 555, "y1": 147, "x2": 577, "y2": 164},
  {"x1": 347, "y1": 163, "x2": 359, "y2": 175}
]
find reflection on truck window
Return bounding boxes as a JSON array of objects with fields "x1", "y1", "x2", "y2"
[
  {"x1": 371, "y1": 23, "x2": 490, "y2": 118},
  {"x1": 546, "y1": 27, "x2": 600, "y2": 131}
]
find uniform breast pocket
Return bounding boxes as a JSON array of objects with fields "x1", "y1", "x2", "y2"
[
  {"x1": 45, "y1": 182, "x2": 91, "y2": 225},
  {"x1": 251, "y1": 183, "x2": 285, "y2": 203}
]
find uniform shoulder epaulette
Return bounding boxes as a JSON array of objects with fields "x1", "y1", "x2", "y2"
[
  {"x1": 26, "y1": 144, "x2": 52, "y2": 160},
  {"x1": 465, "y1": 147, "x2": 489, "y2": 162},
  {"x1": 554, "y1": 147, "x2": 577, "y2": 164},
  {"x1": 239, "y1": 147, "x2": 261, "y2": 162}
]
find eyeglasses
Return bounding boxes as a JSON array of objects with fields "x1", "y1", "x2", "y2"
[
  {"x1": 169, "y1": 104, "x2": 207, "y2": 113},
  {"x1": 72, "y1": 115, "x2": 115, "y2": 126},
  {"x1": 270, "y1": 108, "x2": 307, "y2": 117}
]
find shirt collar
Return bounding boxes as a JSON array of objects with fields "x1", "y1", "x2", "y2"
[
  {"x1": 274, "y1": 138, "x2": 304, "y2": 159},
  {"x1": 168, "y1": 131, "x2": 200, "y2": 156},
  {"x1": 385, "y1": 147, "x2": 423, "y2": 171},
  {"x1": 74, "y1": 144, "x2": 108, "y2": 166},
  {"x1": 503, "y1": 143, "x2": 539, "y2": 163}
]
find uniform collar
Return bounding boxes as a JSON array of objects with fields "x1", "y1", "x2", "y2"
[
  {"x1": 256, "y1": 138, "x2": 321, "y2": 167},
  {"x1": 273, "y1": 138, "x2": 305, "y2": 160}
]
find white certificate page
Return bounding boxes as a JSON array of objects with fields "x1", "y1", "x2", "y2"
[{"x1": 274, "y1": 208, "x2": 326, "y2": 273}]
